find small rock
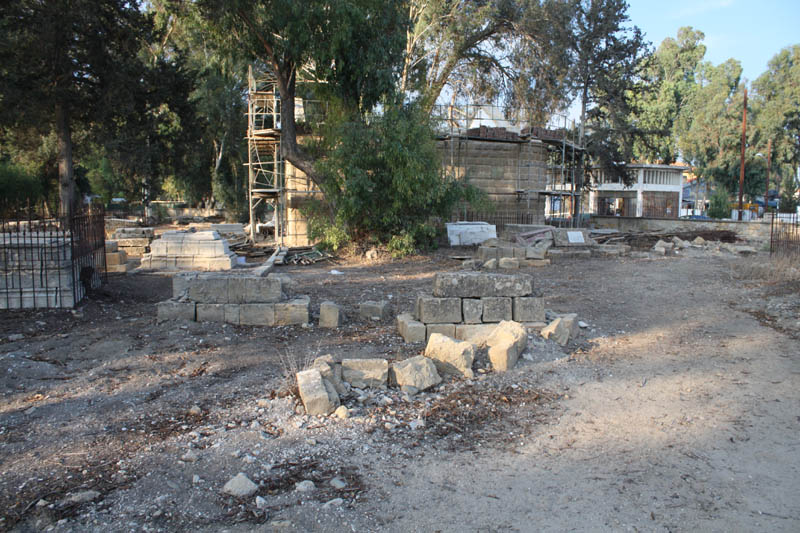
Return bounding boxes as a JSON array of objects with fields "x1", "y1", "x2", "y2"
[
  {"x1": 334, "y1": 405, "x2": 349, "y2": 419},
  {"x1": 222, "y1": 473, "x2": 258, "y2": 498},
  {"x1": 305, "y1": 439, "x2": 317, "y2": 446},
  {"x1": 188, "y1": 405, "x2": 202, "y2": 416},
  {"x1": 256, "y1": 399, "x2": 270, "y2": 408},
  {"x1": 578, "y1": 321, "x2": 589, "y2": 328},
  {"x1": 409, "y1": 419, "x2": 425, "y2": 430},
  {"x1": 8, "y1": 333, "x2": 24, "y2": 342},
  {"x1": 64, "y1": 490, "x2": 100, "y2": 504},
  {"x1": 329, "y1": 477, "x2": 347, "y2": 489},
  {"x1": 192, "y1": 475, "x2": 201, "y2": 484},
  {"x1": 323, "y1": 498, "x2": 344, "y2": 508},
  {"x1": 255, "y1": 496, "x2": 268, "y2": 509},
  {"x1": 295, "y1": 480, "x2": 315, "y2": 492},
  {"x1": 180, "y1": 450, "x2": 199, "y2": 463}
]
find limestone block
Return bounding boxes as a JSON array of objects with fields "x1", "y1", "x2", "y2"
[
  {"x1": 433, "y1": 272, "x2": 533, "y2": 298},
  {"x1": 416, "y1": 296, "x2": 462, "y2": 324},
  {"x1": 342, "y1": 358, "x2": 389, "y2": 388},
  {"x1": 228, "y1": 276, "x2": 283, "y2": 304},
  {"x1": 523, "y1": 259, "x2": 551, "y2": 267},
  {"x1": 187, "y1": 275, "x2": 229, "y2": 304},
  {"x1": 106, "y1": 262, "x2": 133, "y2": 273},
  {"x1": 197, "y1": 303, "x2": 225, "y2": 322},
  {"x1": 359, "y1": 300, "x2": 390, "y2": 320},
  {"x1": 525, "y1": 246, "x2": 546, "y2": 260},
  {"x1": 172, "y1": 272, "x2": 196, "y2": 299},
  {"x1": 157, "y1": 300, "x2": 196, "y2": 321},
  {"x1": 396, "y1": 313, "x2": 426, "y2": 343},
  {"x1": 513, "y1": 297, "x2": 545, "y2": 322},
  {"x1": 498, "y1": 257, "x2": 519, "y2": 269},
  {"x1": 105, "y1": 250, "x2": 127, "y2": 266},
  {"x1": 426, "y1": 323, "x2": 456, "y2": 340},
  {"x1": 483, "y1": 258, "x2": 497, "y2": 270},
  {"x1": 454, "y1": 324, "x2": 498, "y2": 347},
  {"x1": 481, "y1": 297, "x2": 512, "y2": 322},
  {"x1": 392, "y1": 355, "x2": 441, "y2": 391},
  {"x1": 424, "y1": 333, "x2": 475, "y2": 378},
  {"x1": 297, "y1": 368, "x2": 339, "y2": 415},
  {"x1": 553, "y1": 228, "x2": 593, "y2": 247},
  {"x1": 319, "y1": 301, "x2": 342, "y2": 328},
  {"x1": 498, "y1": 246, "x2": 515, "y2": 259},
  {"x1": 312, "y1": 355, "x2": 347, "y2": 396},
  {"x1": 239, "y1": 303, "x2": 276, "y2": 326},
  {"x1": 477, "y1": 246, "x2": 498, "y2": 261},
  {"x1": 222, "y1": 473, "x2": 259, "y2": 498},
  {"x1": 512, "y1": 247, "x2": 527, "y2": 259},
  {"x1": 105, "y1": 240, "x2": 118, "y2": 253},
  {"x1": 540, "y1": 313, "x2": 577, "y2": 346},
  {"x1": 275, "y1": 296, "x2": 310, "y2": 325},
  {"x1": 486, "y1": 320, "x2": 527, "y2": 372},
  {"x1": 224, "y1": 304, "x2": 241, "y2": 325},
  {"x1": 462, "y1": 298, "x2": 483, "y2": 324}
]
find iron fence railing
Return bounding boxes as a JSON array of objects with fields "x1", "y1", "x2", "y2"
[
  {"x1": 770, "y1": 213, "x2": 800, "y2": 257},
  {"x1": 0, "y1": 203, "x2": 106, "y2": 309}
]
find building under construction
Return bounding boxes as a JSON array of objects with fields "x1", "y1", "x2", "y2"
[{"x1": 246, "y1": 67, "x2": 585, "y2": 247}]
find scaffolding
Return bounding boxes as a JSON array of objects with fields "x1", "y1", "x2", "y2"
[{"x1": 430, "y1": 104, "x2": 585, "y2": 228}]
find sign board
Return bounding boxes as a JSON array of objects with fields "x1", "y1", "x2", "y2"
[{"x1": 567, "y1": 231, "x2": 585, "y2": 244}]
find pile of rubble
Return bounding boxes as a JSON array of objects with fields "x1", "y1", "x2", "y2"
[
  {"x1": 651, "y1": 235, "x2": 757, "y2": 256},
  {"x1": 140, "y1": 230, "x2": 238, "y2": 271},
  {"x1": 396, "y1": 271, "x2": 545, "y2": 343},
  {"x1": 156, "y1": 270, "x2": 309, "y2": 326}
]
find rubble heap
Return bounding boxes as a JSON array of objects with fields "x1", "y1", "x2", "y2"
[
  {"x1": 140, "y1": 230, "x2": 238, "y2": 271},
  {"x1": 396, "y1": 271, "x2": 545, "y2": 344}
]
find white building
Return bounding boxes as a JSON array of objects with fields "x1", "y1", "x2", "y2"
[{"x1": 588, "y1": 164, "x2": 688, "y2": 218}]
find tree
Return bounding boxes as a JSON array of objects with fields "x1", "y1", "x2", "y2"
[
  {"x1": 197, "y1": 0, "x2": 408, "y2": 200},
  {"x1": 0, "y1": 0, "x2": 152, "y2": 215}
]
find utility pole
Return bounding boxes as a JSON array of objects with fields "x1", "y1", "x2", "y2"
[
  {"x1": 737, "y1": 88, "x2": 747, "y2": 221},
  {"x1": 764, "y1": 138, "x2": 772, "y2": 218}
]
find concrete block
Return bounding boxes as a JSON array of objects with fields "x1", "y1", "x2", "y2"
[
  {"x1": 513, "y1": 297, "x2": 545, "y2": 322},
  {"x1": 416, "y1": 296, "x2": 462, "y2": 324},
  {"x1": 397, "y1": 313, "x2": 426, "y2": 343},
  {"x1": 297, "y1": 368, "x2": 339, "y2": 415},
  {"x1": 392, "y1": 355, "x2": 441, "y2": 391},
  {"x1": 454, "y1": 324, "x2": 498, "y2": 347},
  {"x1": 424, "y1": 333, "x2": 475, "y2": 378},
  {"x1": 224, "y1": 304, "x2": 241, "y2": 325},
  {"x1": 319, "y1": 301, "x2": 342, "y2": 328},
  {"x1": 477, "y1": 246, "x2": 497, "y2": 261},
  {"x1": 498, "y1": 257, "x2": 519, "y2": 269},
  {"x1": 426, "y1": 323, "x2": 456, "y2": 340},
  {"x1": 197, "y1": 303, "x2": 225, "y2": 322},
  {"x1": 486, "y1": 320, "x2": 527, "y2": 372},
  {"x1": 481, "y1": 297, "x2": 512, "y2": 322},
  {"x1": 239, "y1": 303, "x2": 276, "y2": 326},
  {"x1": 342, "y1": 358, "x2": 389, "y2": 388},
  {"x1": 157, "y1": 300, "x2": 196, "y2": 321},
  {"x1": 433, "y1": 272, "x2": 533, "y2": 298},
  {"x1": 522, "y1": 259, "x2": 551, "y2": 267},
  {"x1": 359, "y1": 300, "x2": 390, "y2": 320},
  {"x1": 462, "y1": 298, "x2": 483, "y2": 324},
  {"x1": 275, "y1": 296, "x2": 310, "y2": 325}
]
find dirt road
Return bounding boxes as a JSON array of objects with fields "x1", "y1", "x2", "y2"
[{"x1": 1, "y1": 248, "x2": 798, "y2": 532}]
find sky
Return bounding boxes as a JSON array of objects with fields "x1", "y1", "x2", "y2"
[{"x1": 626, "y1": 0, "x2": 800, "y2": 83}]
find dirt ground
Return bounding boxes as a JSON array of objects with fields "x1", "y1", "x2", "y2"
[{"x1": 1, "y1": 244, "x2": 798, "y2": 532}]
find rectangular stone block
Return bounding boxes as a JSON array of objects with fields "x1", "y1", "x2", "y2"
[
  {"x1": 275, "y1": 296, "x2": 309, "y2": 325},
  {"x1": 187, "y1": 275, "x2": 229, "y2": 303},
  {"x1": 105, "y1": 250, "x2": 127, "y2": 266},
  {"x1": 239, "y1": 303, "x2": 276, "y2": 326},
  {"x1": 454, "y1": 324, "x2": 498, "y2": 346},
  {"x1": 342, "y1": 358, "x2": 389, "y2": 388},
  {"x1": 319, "y1": 301, "x2": 342, "y2": 328},
  {"x1": 522, "y1": 259, "x2": 551, "y2": 267},
  {"x1": 157, "y1": 300, "x2": 196, "y2": 321},
  {"x1": 172, "y1": 272, "x2": 196, "y2": 298},
  {"x1": 498, "y1": 246, "x2": 515, "y2": 259},
  {"x1": 416, "y1": 296, "x2": 462, "y2": 324},
  {"x1": 512, "y1": 246, "x2": 527, "y2": 259},
  {"x1": 513, "y1": 296, "x2": 545, "y2": 322},
  {"x1": 433, "y1": 272, "x2": 533, "y2": 298},
  {"x1": 105, "y1": 240, "x2": 118, "y2": 252},
  {"x1": 426, "y1": 323, "x2": 456, "y2": 341},
  {"x1": 397, "y1": 313, "x2": 426, "y2": 343},
  {"x1": 224, "y1": 304, "x2": 240, "y2": 325},
  {"x1": 477, "y1": 246, "x2": 497, "y2": 261},
  {"x1": 360, "y1": 300, "x2": 390, "y2": 320},
  {"x1": 481, "y1": 297, "x2": 512, "y2": 322},
  {"x1": 462, "y1": 298, "x2": 482, "y2": 324},
  {"x1": 228, "y1": 276, "x2": 282, "y2": 303},
  {"x1": 197, "y1": 303, "x2": 225, "y2": 322}
]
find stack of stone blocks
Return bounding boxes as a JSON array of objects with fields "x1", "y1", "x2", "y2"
[
  {"x1": 157, "y1": 271, "x2": 309, "y2": 326},
  {"x1": 104, "y1": 240, "x2": 135, "y2": 273},
  {"x1": 0, "y1": 233, "x2": 77, "y2": 309},
  {"x1": 111, "y1": 227, "x2": 154, "y2": 257},
  {"x1": 141, "y1": 230, "x2": 237, "y2": 271},
  {"x1": 396, "y1": 272, "x2": 545, "y2": 344}
]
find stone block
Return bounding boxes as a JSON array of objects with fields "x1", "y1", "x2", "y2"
[
  {"x1": 454, "y1": 324, "x2": 498, "y2": 347},
  {"x1": 424, "y1": 333, "x2": 475, "y2": 378},
  {"x1": 486, "y1": 320, "x2": 527, "y2": 372},
  {"x1": 513, "y1": 297, "x2": 545, "y2": 322},
  {"x1": 239, "y1": 303, "x2": 276, "y2": 326},
  {"x1": 462, "y1": 298, "x2": 482, "y2": 324},
  {"x1": 540, "y1": 313, "x2": 577, "y2": 346},
  {"x1": 433, "y1": 272, "x2": 533, "y2": 298},
  {"x1": 319, "y1": 301, "x2": 342, "y2": 328},
  {"x1": 275, "y1": 296, "x2": 310, "y2": 325},
  {"x1": 553, "y1": 228, "x2": 593, "y2": 247},
  {"x1": 359, "y1": 300, "x2": 390, "y2": 320},
  {"x1": 498, "y1": 246, "x2": 515, "y2": 259},
  {"x1": 312, "y1": 355, "x2": 347, "y2": 396},
  {"x1": 172, "y1": 272, "x2": 195, "y2": 298},
  {"x1": 525, "y1": 246, "x2": 546, "y2": 260},
  {"x1": 342, "y1": 358, "x2": 389, "y2": 388},
  {"x1": 297, "y1": 368, "x2": 339, "y2": 415},
  {"x1": 477, "y1": 246, "x2": 497, "y2": 261},
  {"x1": 481, "y1": 297, "x2": 512, "y2": 322},
  {"x1": 105, "y1": 240, "x2": 118, "y2": 252},
  {"x1": 522, "y1": 259, "x2": 551, "y2": 267},
  {"x1": 157, "y1": 300, "x2": 196, "y2": 321},
  {"x1": 498, "y1": 257, "x2": 519, "y2": 269},
  {"x1": 105, "y1": 250, "x2": 127, "y2": 266},
  {"x1": 416, "y1": 296, "x2": 462, "y2": 324},
  {"x1": 228, "y1": 276, "x2": 283, "y2": 304},
  {"x1": 224, "y1": 304, "x2": 241, "y2": 325},
  {"x1": 392, "y1": 355, "x2": 441, "y2": 391},
  {"x1": 196, "y1": 303, "x2": 225, "y2": 322},
  {"x1": 483, "y1": 258, "x2": 497, "y2": 269},
  {"x1": 187, "y1": 275, "x2": 229, "y2": 303},
  {"x1": 512, "y1": 247, "x2": 527, "y2": 259},
  {"x1": 426, "y1": 323, "x2": 456, "y2": 340},
  {"x1": 396, "y1": 313, "x2": 426, "y2": 343}
]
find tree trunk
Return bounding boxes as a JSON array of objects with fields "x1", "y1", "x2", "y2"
[{"x1": 55, "y1": 103, "x2": 75, "y2": 218}]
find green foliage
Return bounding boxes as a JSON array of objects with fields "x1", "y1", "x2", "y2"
[
  {"x1": 708, "y1": 188, "x2": 730, "y2": 219},
  {"x1": 778, "y1": 175, "x2": 798, "y2": 213},
  {"x1": 0, "y1": 161, "x2": 43, "y2": 205}
]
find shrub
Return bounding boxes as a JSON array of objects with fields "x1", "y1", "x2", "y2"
[
  {"x1": 0, "y1": 161, "x2": 43, "y2": 207},
  {"x1": 708, "y1": 188, "x2": 730, "y2": 219}
]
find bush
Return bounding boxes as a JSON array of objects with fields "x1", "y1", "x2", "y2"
[
  {"x1": 707, "y1": 188, "x2": 730, "y2": 219},
  {"x1": 0, "y1": 161, "x2": 43, "y2": 206}
]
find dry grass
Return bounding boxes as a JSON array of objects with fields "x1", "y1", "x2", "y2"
[
  {"x1": 275, "y1": 343, "x2": 320, "y2": 398},
  {"x1": 731, "y1": 255, "x2": 800, "y2": 284}
]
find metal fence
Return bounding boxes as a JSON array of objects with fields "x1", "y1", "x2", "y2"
[
  {"x1": 770, "y1": 213, "x2": 800, "y2": 257},
  {"x1": 1, "y1": 203, "x2": 106, "y2": 309}
]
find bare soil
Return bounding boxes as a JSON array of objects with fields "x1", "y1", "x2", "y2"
[{"x1": 1, "y1": 246, "x2": 798, "y2": 532}]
